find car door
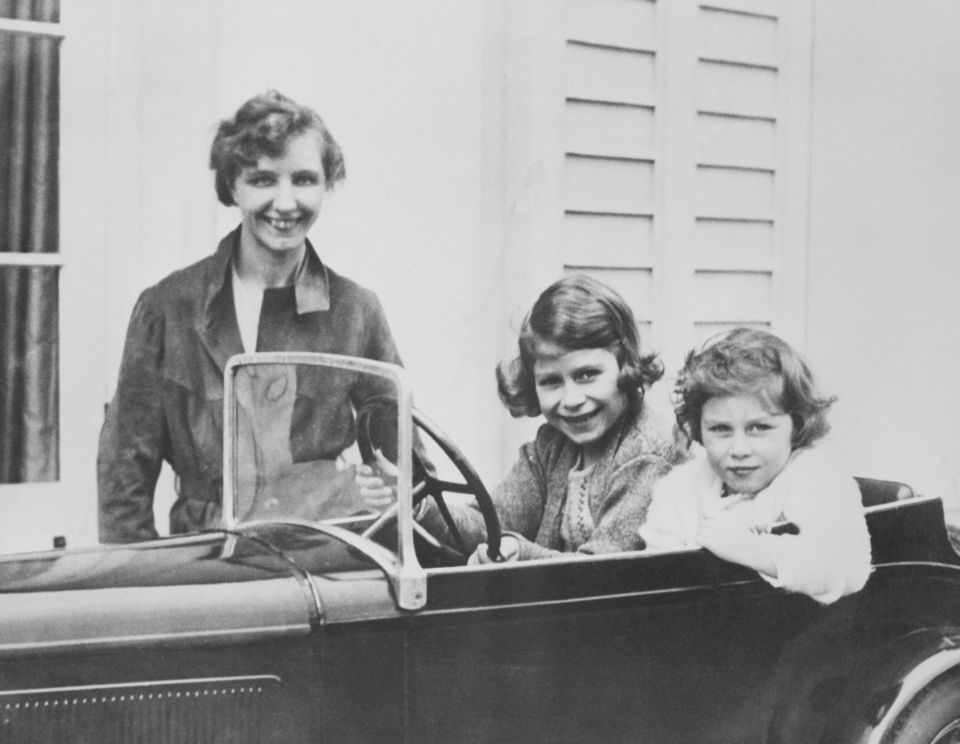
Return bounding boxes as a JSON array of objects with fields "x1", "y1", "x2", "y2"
[{"x1": 403, "y1": 549, "x2": 820, "y2": 744}]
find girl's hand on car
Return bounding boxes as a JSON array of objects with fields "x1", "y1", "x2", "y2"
[
  {"x1": 696, "y1": 510, "x2": 751, "y2": 560},
  {"x1": 697, "y1": 511, "x2": 777, "y2": 577},
  {"x1": 468, "y1": 535, "x2": 520, "y2": 565}
]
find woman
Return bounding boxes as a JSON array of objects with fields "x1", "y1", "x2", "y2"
[
  {"x1": 419, "y1": 275, "x2": 686, "y2": 562},
  {"x1": 98, "y1": 91, "x2": 399, "y2": 542}
]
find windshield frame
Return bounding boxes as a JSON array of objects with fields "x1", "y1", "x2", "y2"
[{"x1": 222, "y1": 352, "x2": 426, "y2": 609}]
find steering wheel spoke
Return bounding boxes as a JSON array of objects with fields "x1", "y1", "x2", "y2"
[{"x1": 355, "y1": 397, "x2": 501, "y2": 563}]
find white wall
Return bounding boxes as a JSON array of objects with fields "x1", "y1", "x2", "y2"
[{"x1": 807, "y1": 1, "x2": 960, "y2": 522}]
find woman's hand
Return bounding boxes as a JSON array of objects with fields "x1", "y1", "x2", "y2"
[
  {"x1": 468, "y1": 534, "x2": 520, "y2": 565},
  {"x1": 355, "y1": 448, "x2": 398, "y2": 511}
]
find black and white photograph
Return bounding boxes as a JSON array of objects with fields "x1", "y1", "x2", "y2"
[{"x1": 1, "y1": 1, "x2": 959, "y2": 741}]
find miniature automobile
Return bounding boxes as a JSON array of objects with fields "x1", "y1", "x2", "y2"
[{"x1": 1, "y1": 352, "x2": 960, "y2": 744}]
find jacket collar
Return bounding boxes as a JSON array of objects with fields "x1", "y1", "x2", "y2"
[
  {"x1": 203, "y1": 225, "x2": 331, "y2": 321},
  {"x1": 199, "y1": 226, "x2": 332, "y2": 370}
]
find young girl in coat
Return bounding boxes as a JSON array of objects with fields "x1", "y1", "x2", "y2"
[
  {"x1": 419, "y1": 274, "x2": 685, "y2": 563},
  {"x1": 639, "y1": 328, "x2": 872, "y2": 604}
]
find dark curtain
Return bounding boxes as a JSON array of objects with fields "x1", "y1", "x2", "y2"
[{"x1": 0, "y1": 0, "x2": 60, "y2": 483}]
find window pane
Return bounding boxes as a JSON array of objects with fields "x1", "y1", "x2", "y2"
[
  {"x1": 0, "y1": 0, "x2": 59, "y2": 24},
  {"x1": 1, "y1": 32, "x2": 60, "y2": 255},
  {"x1": 0, "y1": 265, "x2": 59, "y2": 483},
  {"x1": 0, "y1": 4, "x2": 60, "y2": 484}
]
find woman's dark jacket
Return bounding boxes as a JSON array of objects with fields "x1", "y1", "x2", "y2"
[{"x1": 97, "y1": 227, "x2": 401, "y2": 542}]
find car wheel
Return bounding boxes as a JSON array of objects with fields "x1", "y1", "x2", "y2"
[{"x1": 883, "y1": 673, "x2": 960, "y2": 744}]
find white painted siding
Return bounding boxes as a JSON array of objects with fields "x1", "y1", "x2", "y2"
[{"x1": 559, "y1": 0, "x2": 812, "y2": 414}]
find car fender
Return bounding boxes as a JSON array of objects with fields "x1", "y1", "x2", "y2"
[
  {"x1": 767, "y1": 565, "x2": 960, "y2": 744},
  {"x1": 857, "y1": 638, "x2": 960, "y2": 743}
]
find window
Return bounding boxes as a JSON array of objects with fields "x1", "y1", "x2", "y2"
[{"x1": 0, "y1": 0, "x2": 62, "y2": 483}]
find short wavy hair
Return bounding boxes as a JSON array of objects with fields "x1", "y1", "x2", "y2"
[
  {"x1": 497, "y1": 274, "x2": 663, "y2": 418},
  {"x1": 674, "y1": 327, "x2": 836, "y2": 449},
  {"x1": 209, "y1": 90, "x2": 345, "y2": 206}
]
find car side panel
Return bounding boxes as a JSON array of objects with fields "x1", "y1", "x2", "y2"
[
  {"x1": 403, "y1": 553, "x2": 819, "y2": 744},
  {"x1": 301, "y1": 495, "x2": 960, "y2": 743},
  {"x1": 318, "y1": 619, "x2": 407, "y2": 744},
  {"x1": 309, "y1": 557, "x2": 811, "y2": 743},
  {"x1": 388, "y1": 495, "x2": 960, "y2": 743}
]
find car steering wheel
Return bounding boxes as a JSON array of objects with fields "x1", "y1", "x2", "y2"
[{"x1": 354, "y1": 397, "x2": 502, "y2": 563}]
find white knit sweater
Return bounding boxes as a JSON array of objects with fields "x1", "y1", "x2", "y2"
[{"x1": 640, "y1": 444, "x2": 872, "y2": 604}]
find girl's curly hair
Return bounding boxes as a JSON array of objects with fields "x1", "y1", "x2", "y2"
[{"x1": 674, "y1": 327, "x2": 836, "y2": 449}]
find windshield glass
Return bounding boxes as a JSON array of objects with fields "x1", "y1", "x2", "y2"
[{"x1": 224, "y1": 354, "x2": 409, "y2": 530}]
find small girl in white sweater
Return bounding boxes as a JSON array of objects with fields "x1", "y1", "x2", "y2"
[{"x1": 640, "y1": 328, "x2": 871, "y2": 604}]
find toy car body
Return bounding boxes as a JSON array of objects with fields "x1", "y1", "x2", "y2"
[{"x1": 1, "y1": 352, "x2": 959, "y2": 744}]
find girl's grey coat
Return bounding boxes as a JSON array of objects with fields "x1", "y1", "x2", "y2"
[{"x1": 422, "y1": 404, "x2": 686, "y2": 560}]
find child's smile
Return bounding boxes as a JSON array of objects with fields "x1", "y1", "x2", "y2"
[
  {"x1": 533, "y1": 344, "x2": 628, "y2": 467},
  {"x1": 560, "y1": 408, "x2": 602, "y2": 427}
]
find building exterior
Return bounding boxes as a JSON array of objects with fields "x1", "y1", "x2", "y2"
[{"x1": 1, "y1": 0, "x2": 958, "y2": 550}]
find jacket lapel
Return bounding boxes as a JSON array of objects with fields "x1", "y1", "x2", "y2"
[{"x1": 198, "y1": 227, "x2": 244, "y2": 377}]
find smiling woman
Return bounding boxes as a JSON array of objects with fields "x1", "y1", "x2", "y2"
[
  {"x1": 231, "y1": 132, "x2": 327, "y2": 276},
  {"x1": 97, "y1": 91, "x2": 406, "y2": 544}
]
